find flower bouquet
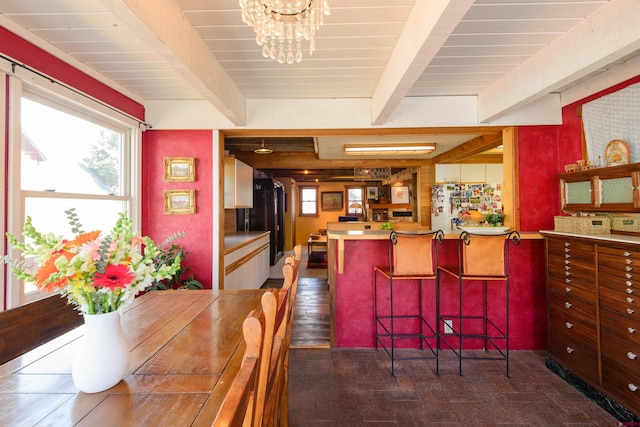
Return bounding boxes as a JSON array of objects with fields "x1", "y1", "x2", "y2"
[{"x1": 5, "y1": 208, "x2": 182, "y2": 314}]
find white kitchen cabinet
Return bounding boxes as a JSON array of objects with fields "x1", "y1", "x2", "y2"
[
  {"x1": 224, "y1": 233, "x2": 270, "y2": 290},
  {"x1": 460, "y1": 164, "x2": 486, "y2": 183},
  {"x1": 436, "y1": 163, "x2": 504, "y2": 184},
  {"x1": 435, "y1": 164, "x2": 460, "y2": 183},
  {"x1": 485, "y1": 163, "x2": 504, "y2": 183},
  {"x1": 224, "y1": 157, "x2": 253, "y2": 208}
]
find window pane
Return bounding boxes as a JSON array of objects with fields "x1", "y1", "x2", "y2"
[
  {"x1": 21, "y1": 98, "x2": 122, "y2": 196},
  {"x1": 22, "y1": 197, "x2": 130, "y2": 294},
  {"x1": 347, "y1": 187, "x2": 364, "y2": 215},
  {"x1": 300, "y1": 187, "x2": 317, "y2": 215}
]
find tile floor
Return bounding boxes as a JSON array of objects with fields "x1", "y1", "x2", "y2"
[{"x1": 288, "y1": 349, "x2": 619, "y2": 426}]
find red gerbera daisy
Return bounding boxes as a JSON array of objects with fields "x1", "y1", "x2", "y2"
[{"x1": 93, "y1": 264, "x2": 136, "y2": 290}]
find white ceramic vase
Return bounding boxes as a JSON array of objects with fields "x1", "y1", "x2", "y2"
[{"x1": 72, "y1": 310, "x2": 130, "y2": 393}]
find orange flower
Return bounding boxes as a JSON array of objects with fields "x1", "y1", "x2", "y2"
[
  {"x1": 65, "y1": 230, "x2": 101, "y2": 249},
  {"x1": 34, "y1": 252, "x2": 74, "y2": 292}
]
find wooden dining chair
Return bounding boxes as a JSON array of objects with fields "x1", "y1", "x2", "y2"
[
  {"x1": 275, "y1": 245, "x2": 302, "y2": 426},
  {"x1": 253, "y1": 287, "x2": 290, "y2": 427},
  {"x1": 212, "y1": 308, "x2": 263, "y2": 427},
  {"x1": 255, "y1": 245, "x2": 301, "y2": 426}
]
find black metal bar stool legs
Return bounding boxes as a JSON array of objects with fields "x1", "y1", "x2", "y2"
[
  {"x1": 373, "y1": 230, "x2": 444, "y2": 376},
  {"x1": 438, "y1": 230, "x2": 520, "y2": 377}
]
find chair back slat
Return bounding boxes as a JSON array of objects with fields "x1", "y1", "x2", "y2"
[
  {"x1": 392, "y1": 233, "x2": 436, "y2": 276},
  {"x1": 213, "y1": 309, "x2": 263, "y2": 427}
]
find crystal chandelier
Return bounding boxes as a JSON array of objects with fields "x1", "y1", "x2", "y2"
[{"x1": 239, "y1": 0, "x2": 330, "y2": 64}]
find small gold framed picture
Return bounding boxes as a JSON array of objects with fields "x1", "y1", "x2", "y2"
[
  {"x1": 164, "y1": 190, "x2": 196, "y2": 215},
  {"x1": 164, "y1": 157, "x2": 195, "y2": 182}
]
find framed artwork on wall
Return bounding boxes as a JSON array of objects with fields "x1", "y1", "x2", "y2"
[
  {"x1": 164, "y1": 189, "x2": 196, "y2": 214},
  {"x1": 164, "y1": 157, "x2": 195, "y2": 182},
  {"x1": 321, "y1": 191, "x2": 343, "y2": 211},
  {"x1": 367, "y1": 186, "x2": 379, "y2": 200},
  {"x1": 391, "y1": 186, "x2": 410, "y2": 204}
]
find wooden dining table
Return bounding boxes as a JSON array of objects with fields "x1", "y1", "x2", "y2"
[{"x1": 0, "y1": 289, "x2": 265, "y2": 426}]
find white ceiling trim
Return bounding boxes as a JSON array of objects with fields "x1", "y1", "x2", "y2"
[
  {"x1": 99, "y1": 0, "x2": 246, "y2": 125},
  {"x1": 477, "y1": 0, "x2": 640, "y2": 123},
  {"x1": 371, "y1": 0, "x2": 475, "y2": 125}
]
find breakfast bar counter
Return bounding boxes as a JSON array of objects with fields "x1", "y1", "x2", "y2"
[{"x1": 326, "y1": 225, "x2": 547, "y2": 350}]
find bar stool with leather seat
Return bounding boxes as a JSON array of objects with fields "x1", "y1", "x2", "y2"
[
  {"x1": 438, "y1": 230, "x2": 520, "y2": 377},
  {"x1": 373, "y1": 230, "x2": 444, "y2": 376}
]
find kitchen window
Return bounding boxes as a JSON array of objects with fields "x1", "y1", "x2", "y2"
[
  {"x1": 300, "y1": 186, "x2": 318, "y2": 216},
  {"x1": 346, "y1": 186, "x2": 365, "y2": 217}
]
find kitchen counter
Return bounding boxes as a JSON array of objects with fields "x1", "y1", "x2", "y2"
[
  {"x1": 326, "y1": 228, "x2": 547, "y2": 349},
  {"x1": 223, "y1": 231, "x2": 270, "y2": 290},
  {"x1": 328, "y1": 228, "x2": 542, "y2": 274},
  {"x1": 224, "y1": 231, "x2": 270, "y2": 255},
  {"x1": 540, "y1": 230, "x2": 640, "y2": 245}
]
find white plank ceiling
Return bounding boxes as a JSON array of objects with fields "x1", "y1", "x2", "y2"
[{"x1": 0, "y1": 0, "x2": 638, "y2": 167}]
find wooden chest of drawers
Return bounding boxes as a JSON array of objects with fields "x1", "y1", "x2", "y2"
[
  {"x1": 546, "y1": 237, "x2": 599, "y2": 384},
  {"x1": 545, "y1": 234, "x2": 640, "y2": 416}
]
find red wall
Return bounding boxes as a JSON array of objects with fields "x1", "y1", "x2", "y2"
[{"x1": 141, "y1": 130, "x2": 214, "y2": 288}]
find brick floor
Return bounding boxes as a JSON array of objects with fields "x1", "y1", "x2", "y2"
[{"x1": 288, "y1": 348, "x2": 619, "y2": 426}]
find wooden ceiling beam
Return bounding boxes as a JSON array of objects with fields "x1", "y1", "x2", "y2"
[
  {"x1": 431, "y1": 132, "x2": 503, "y2": 164},
  {"x1": 232, "y1": 152, "x2": 431, "y2": 169},
  {"x1": 222, "y1": 127, "x2": 505, "y2": 139}
]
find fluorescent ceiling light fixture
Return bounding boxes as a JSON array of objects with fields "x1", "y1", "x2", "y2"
[{"x1": 344, "y1": 143, "x2": 436, "y2": 155}]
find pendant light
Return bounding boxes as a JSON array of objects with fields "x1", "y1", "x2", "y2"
[{"x1": 254, "y1": 139, "x2": 273, "y2": 154}]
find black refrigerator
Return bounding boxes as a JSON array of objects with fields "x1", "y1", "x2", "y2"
[{"x1": 237, "y1": 178, "x2": 285, "y2": 266}]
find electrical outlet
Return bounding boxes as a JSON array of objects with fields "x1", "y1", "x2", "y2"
[{"x1": 443, "y1": 319, "x2": 453, "y2": 334}]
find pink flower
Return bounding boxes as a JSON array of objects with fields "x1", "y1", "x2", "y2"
[
  {"x1": 94, "y1": 264, "x2": 136, "y2": 290},
  {"x1": 131, "y1": 235, "x2": 145, "y2": 247}
]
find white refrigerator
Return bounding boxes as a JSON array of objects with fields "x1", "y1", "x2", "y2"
[{"x1": 431, "y1": 183, "x2": 502, "y2": 231}]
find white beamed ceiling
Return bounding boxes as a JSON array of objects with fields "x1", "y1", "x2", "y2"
[{"x1": 0, "y1": 0, "x2": 639, "y2": 141}]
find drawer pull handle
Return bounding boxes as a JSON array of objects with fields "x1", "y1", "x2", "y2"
[
  {"x1": 566, "y1": 347, "x2": 574, "y2": 354},
  {"x1": 565, "y1": 242, "x2": 570, "y2": 247},
  {"x1": 628, "y1": 308, "x2": 635, "y2": 315},
  {"x1": 565, "y1": 302, "x2": 573, "y2": 309},
  {"x1": 565, "y1": 266, "x2": 571, "y2": 271},
  {"x1": 627, "y1": 273, "x2": 633, "y2": 279},
  {"x1": 565, "y1": 322, "x2": 573, "y2": 329},
  {"x1": 627, "y1": 297, "x2": 634, "y2": 303},
  {"x1": 629, "y1": 328, "x2": 636, "y2": 334},
  {"x1": 565, "y1": 260, "x2": 570, "y2": 265},
  {"x1": 627, "y1": 288, "x2": 634, "y2": 294},
  {"x1": 625, "y1": 251, "x2": 632, "y2": 256},
  {"x1": 565, "y1": 279, "x2": 571, "y2": 284},
  {"x1": 629, "y1": 384, "x2": 638, "y2": 392},
  {"x1": 627, "y1": 281, "x2": 633, "y2": 287},
  {"x1": 565, "y1": 287, "x2": 571, "y2": 293},
  {"x1": 627, "y1": 259, "x2": 634, "y2": 265},
  {"x1": 627, "y1": 266, "x2": 634, "y2": 272},
  {"x1": 565, "y1": 271, "x2": 571, "y2": 276},
  {"x1": 628, "y1": 352, "x2": 637, "y2": 360}
]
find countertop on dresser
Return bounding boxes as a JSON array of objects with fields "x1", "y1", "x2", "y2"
[
  {"x1": 540, "y1": 230, "x2": 640, "y2": 245},
  {"x1": 224, "y1": 231, "x2": 270, "y2": 255}
]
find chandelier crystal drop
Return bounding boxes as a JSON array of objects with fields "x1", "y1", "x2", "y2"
[{"x1": 239, "y1": 0, "x2": 330, "y2": 64}]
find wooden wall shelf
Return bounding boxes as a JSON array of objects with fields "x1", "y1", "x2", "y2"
[{"x1": 370, "y1": 203, "x2": 413, "y2": 209}]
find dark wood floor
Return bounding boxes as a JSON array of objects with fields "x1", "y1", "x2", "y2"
[
  {"x1": 290, "y1": 277, "x2": 330, "y2": 348},
  {"x1": 261, "y1": 275, "x2": 330, "y2": 348}
]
